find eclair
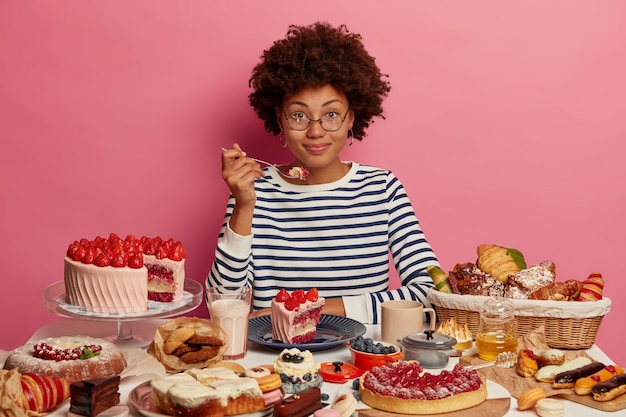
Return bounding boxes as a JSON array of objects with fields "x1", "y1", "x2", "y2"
[
  {"x1": 552, "y1": 361, "x2": 606, "y2": 389},
  {"x1": 535, "y1": 356, "x2": 592, "y2": 383},
  {"x1": 575, "y1": 365, "x2": 623, "y2": 395},
  {"x1": 592, "y1": 373, "x2": 626, "y2": 402}
]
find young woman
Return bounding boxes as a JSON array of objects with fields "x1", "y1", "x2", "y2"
[{"x1": 207, "y1": 22, "x2": 439, "y2": 324}]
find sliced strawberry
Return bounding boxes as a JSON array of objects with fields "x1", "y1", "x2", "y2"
[
  {"x1": 276, "y1": 289, "x2": 290, "y2": 302},
  {"x1": 306, "y1": 288, "x2": 319, "y2": 302}
]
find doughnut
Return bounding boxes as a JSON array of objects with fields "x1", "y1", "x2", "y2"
[
  {"x1": 245, "y1": 367, "x2": 272, "y2": 379},
  {"x1": 535, "y1": 398, "x2": 565, "y2": 417},
  {"x1": 256, "y1": 373, "x2": 282, "y2": 393},
  {"x1": 516, "y1": 387, "x2": 545, "y2": 411}
]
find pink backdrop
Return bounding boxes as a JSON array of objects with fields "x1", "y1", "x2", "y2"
[{"x1": 2, "y1": 1, "x2": 625, "y2": 364}]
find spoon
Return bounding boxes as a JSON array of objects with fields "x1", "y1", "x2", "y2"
[
  {"x1": 220, "y1": 148, "x2": 306, "y2": 180},
  {"x1": 465, "y1": 351, "x2": 517, "y2": 370}
]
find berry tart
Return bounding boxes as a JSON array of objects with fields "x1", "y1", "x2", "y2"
[{"x1": 359, "y1": 361, "x2": 487, "y2": 415}]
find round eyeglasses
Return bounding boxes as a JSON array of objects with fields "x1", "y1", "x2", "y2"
[{"x1": 282, "y1": 107, "x2": 350, "y2": 132}]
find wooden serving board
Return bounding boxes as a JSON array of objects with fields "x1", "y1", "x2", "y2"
[
  {"x1": 558, "y1": 392, "x2": 626, "y2": 412},
  {"x1": 356, "y1": 398, "x2": 510, "y2": 417}
]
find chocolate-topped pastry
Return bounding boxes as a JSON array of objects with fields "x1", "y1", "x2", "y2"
[
  {"x1": 69, "y1": 375, "x2": 120, "y2": 417},
  {"x1": 448, "y1": 263, "x2": 504, "y2": 296}
]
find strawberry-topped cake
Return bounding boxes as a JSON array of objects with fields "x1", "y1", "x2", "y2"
[
  {"x1": 271, "y1": 288, "x2": 325, "y2": 344},
  {"x1": 64, "y1": 233, "x2": 185, "y2": 314},
  {"x1": 359, "y1": 361, "x2": 487, "y2": 415}
]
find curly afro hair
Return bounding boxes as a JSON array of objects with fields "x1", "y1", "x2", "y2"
[{"x1": 249, "y1": 22, "x2": 391, "y2": 140}]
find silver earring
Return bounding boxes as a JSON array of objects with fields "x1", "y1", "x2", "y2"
[
  {"x1": 279, "y1": 132, "x2": 287, "y2": 148},
  {"x1": 347, "y1": 129, "x2": 354, "y2": 147}
]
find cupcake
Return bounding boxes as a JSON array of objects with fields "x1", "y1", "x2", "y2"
[{"x1": 273, "y1": 348, "x2": 323, "y2": 394}]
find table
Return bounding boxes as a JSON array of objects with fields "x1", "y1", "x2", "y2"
[{"x1": 15, "y1": 318, "x2": 620, "y2": 416}]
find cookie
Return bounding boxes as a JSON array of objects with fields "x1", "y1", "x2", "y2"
[{"x1": 179, "y1": 346, "x2": 217, "y2": 364}]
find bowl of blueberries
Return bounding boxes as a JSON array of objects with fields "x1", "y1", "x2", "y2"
[{"x1": 348, "y1": 336, "x2": 404, "y2": 371}]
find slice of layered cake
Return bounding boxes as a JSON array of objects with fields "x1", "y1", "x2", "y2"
[
  {"x1": 69, "y1": 375, "x2": 121, "y2": 417},
  {"x1": 271, "y1": 288, "x2": 325, "y2": 344}
]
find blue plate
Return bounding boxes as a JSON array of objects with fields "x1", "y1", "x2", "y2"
[{"x1": 248, "y1": 314, "x2": 366, "y2": 351}]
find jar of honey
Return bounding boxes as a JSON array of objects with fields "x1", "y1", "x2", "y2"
[{"x1": 475, "y1": 296, "x2": 518, "y2": 361}]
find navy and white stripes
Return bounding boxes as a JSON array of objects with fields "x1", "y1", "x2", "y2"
[{"x1": 206, "y1": 162, "x2": 438, "y2": 324}]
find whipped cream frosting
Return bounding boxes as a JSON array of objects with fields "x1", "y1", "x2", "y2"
[
  {"x1": 271, "y1": 297, "x2": 325, "y2": 343},
  {"x1": 150, "y1": 368, "x2": 262, "y2": 408},
  {"x1": 64, "y1": 257, "x2": 148, "y2": 314}
]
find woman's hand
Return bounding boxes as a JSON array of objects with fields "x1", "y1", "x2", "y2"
[
  {"x1": 222, "y1": 144, "x2": 265, "y2": 235},
  {"x1": 221, "y1": 144, "x2": 264, "y2": 206}
]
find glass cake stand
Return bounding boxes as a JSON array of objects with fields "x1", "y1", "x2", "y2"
[{"x1": 43, "y1": 278, "x2": 203, "y2": 348}]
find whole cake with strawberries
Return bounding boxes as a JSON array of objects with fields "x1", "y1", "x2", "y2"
[
  {"x1": 64, "y1": 233, "x2": 185, "y2": 314},
  {"x1": 271, "y1": 288, "x2": 325, "y2": 344}
]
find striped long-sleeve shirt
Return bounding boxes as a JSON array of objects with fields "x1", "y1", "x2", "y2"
[{"x1": 206, "y1": 162, "x2": 439, "y2": 324}]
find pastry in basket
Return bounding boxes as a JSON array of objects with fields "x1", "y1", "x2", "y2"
[
  {"x1": 577, "y1": 272, "x2": 604, "y2": 301},
  {"x1": 3, "y1": 336, "x2": 126, "y2": 382},
  {"x1": 505, "y1": 261, "x2": 556, "y2": 299},
  {"x1": 476, "y1": 244, "x2": 526, "y2": 284},
  {"x1": 426, "y1": 265, "x2": 452, "y2": 293},
  {"x1": 448, "y1": 262, "x2": 504, "y2": 296},
  {"x1": 359, "y1": 361, "x2": 487, "y2": 415},
  {"x1": 528, "y1": 279, "x2": 583, "y2": 301},
  {"x1": 0, "y1": 368, "x2": 70, "y2": 416}
]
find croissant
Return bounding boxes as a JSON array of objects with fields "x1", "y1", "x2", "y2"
[
  {"x1": 476, "y1": 244, "x2": 526, "y2": 284},
  {"x1": 577, "y1": 272, "x2": 604, "y2": 301},
  {"x1": 529, "y1": 280, "x2": 583, "y2": 301},
  {"x1": 426, "y1": 265, "x2": 452, "y2": 293},
  {"x1": 0, "y1": 369, "x2": 70, "y2": 416}
]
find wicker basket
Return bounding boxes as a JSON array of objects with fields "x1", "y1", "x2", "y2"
[{"x1": 427, "y1": 289, "x2": 611, "y2": 349}]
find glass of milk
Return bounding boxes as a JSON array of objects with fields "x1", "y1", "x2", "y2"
[{"x1": 206, "y1": 285, "x2": 252, "y2": 359}]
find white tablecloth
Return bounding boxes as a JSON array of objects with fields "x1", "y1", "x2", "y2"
[{"x1": 6, "y1": 318, "x2": 619, "y2": 417}]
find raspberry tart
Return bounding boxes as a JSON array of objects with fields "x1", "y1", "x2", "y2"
[
  {"x1": 271, "y1": 288, "x2": 325, "y2": 344},
  {"x1": 64, "y1": 233, "x2": 185, "y2": 314},
  {"x1": 3, "y1": 336, "x2": 126, "y2": 382},
  {"x1": 359, "y1": 361, "x2": 487, "y2": 414}
]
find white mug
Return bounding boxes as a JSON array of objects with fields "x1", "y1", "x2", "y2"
[{"x1": 381, "y1": 300, "x2": 436, "y2": 344}]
